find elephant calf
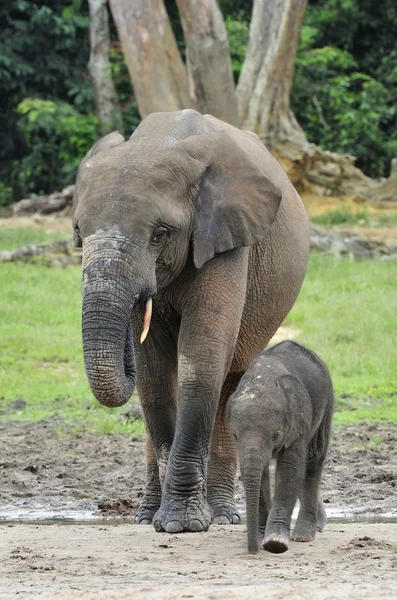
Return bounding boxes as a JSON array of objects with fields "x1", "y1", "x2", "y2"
[{"x1": 227, "y1": 340, "x2": 334, "y2": 554}]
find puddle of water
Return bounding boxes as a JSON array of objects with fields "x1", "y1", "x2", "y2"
[{"x1": 0, "y1": 505, "x2": 396, "y2": 525}]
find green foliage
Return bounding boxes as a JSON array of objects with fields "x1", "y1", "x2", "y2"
[
  {"x1": 292, "y1": 45, "x2": 397, "y2": 178},
  {"x1": 14, "y1": 99, "x2": 98, "y2": 196},
  {"x1": 0, "y1": 182, "x2": 13, "y2": 207},
  {"x1": 292, "y1": 0, "x2": 397, "y2": 178},
  {"x1": 225, "y1": 16, "x2": 249, "y2": 83},
  {"x1": 0, "y1": 0, "x2": 94, "y2": 202}
]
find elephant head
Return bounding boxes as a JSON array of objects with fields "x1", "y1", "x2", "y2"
[{"x1": 73, "y1": 111, "x2": 282, "y2": 408}]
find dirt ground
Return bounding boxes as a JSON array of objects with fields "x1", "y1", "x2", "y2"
[{"x1": 0, "y1": 421, "x2": 396, "y2": 598}]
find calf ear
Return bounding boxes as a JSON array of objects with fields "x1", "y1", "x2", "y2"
[
  {"x1": 276, "y1": 375, "x2": 312, "y2": 448},
  {"x1": 179, "y1": 131, "x2": 282, "y2": 269}
]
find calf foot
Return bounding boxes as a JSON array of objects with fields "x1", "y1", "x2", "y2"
[
  {"x1": 153, "y1": 496, "x2": 212, "y2": 533},
  {"x1": 292, "y1": 522, "x2": 316, "y2": 542},
  {"x1": 262, "y1": 533, "x2": 289, "y2": 553},
  {"x1": 316, "y1": 499, "x2": 327, "y2": 532}
]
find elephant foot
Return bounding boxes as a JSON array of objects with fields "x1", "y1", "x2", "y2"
[
  {"x1": 153, "y1": 497, "x2": 212, "y2": 533},
  {"x1": 211, "y1": 503, "x2": 241, "y2": 525},
  {"x1": 316, "y1": 500, "x2": 327, "y2": 532},
  {"x1": 262, "y1": 533, "x2": 289, "y2": 553},
  {"x1": 293, "y1": 514, "x2": 318, "y2": 541},
  {"x1": 292, "y1": 522, "x2": 316, "y2": 542},
  {"x1": 135, "y1": 501, "x2": 160, "y2": 525},
  {"x1": 292, "y1": 532, "x2": 314, "y2": 542}
]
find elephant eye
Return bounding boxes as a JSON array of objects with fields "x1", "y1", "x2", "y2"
[{"x1": 151, "y1": 226, "x2": 169, "y2": 245}]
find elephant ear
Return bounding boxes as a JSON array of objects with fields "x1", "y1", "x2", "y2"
[
  {"x1": 80, "y1": 131, "x2": 125, "y2": 164},
  {"x1": 179, "y1": 131, "x2": 282, "y2": 269},
  {"x1": 73, "y1": 132, "x2": 125, "y2": 247},
  {"x1": 276, "y1": 374, "x2": 312, "y2": 448}
]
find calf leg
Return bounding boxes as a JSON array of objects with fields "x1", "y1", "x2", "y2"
[
  {"x1": 293, "y1": 454, "x2": 327, "y2": 542},
  {"x1": 262, "y1": 439, "x2": 306, "y2": 553}
]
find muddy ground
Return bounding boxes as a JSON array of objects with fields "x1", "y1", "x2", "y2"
[{"x1": 0, "y1": 420, "x2": 396, "y2": 598}]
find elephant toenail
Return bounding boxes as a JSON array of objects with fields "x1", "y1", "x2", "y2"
[
  {"x1": 213, "y1": 516, "x2": 229, "y2": 525},
  {"x1": 189, "y1": 519, "x2": 205, "y2": 532},
  {"x1": 231, "y1": 513, "x2": 241, "y2": 524},
  {"x1": 154, "y1": 520, "x2": 164, "y2": 532},
  {"x1": 165, "y1": 520, "x2": 184, "y2": 533}
]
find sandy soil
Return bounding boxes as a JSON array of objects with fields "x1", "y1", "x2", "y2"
[
  {"x1": 0, "y1": 522, "x2": 396, "y2": 599},
  {"x1": 0, "y1": 421, "x2": 396, "y2": 598}
]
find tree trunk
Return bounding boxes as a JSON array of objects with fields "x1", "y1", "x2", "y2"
[
  {"x1": 88, "y1": 0, "x2": 123, "y2": 134},
  {"x1": 175, "y1": 0, "x2": 239, "y2": 126},
  {"x1": 237, "y1": 0, "x2": 308, "y2": 147},
  {"x1": 108, "y1": 0, "x2": 188, "y2": 118}
]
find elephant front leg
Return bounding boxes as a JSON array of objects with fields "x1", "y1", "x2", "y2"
[
  {"x1": 133, "y1": 313, "x2": 178, "y2": 525},
  {"x1": 152, "y1": 370, "x2": 219, "y2": 533},
  {"x1": 262, "y1": 440, "x2": 306, "y2": 553},
  {"x1": 153, "y1": 250, "x2": 248, "y2": 533}
]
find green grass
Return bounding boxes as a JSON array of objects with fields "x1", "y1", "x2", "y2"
[
  {"x1": 285, "y1": 253, "x2": 397, "y2": 426},
  {"x1": 311, "y1": 205, "x2": 397, "y2": 229},
  {"x1": 0, "y1": 227, "x2": 65, "y2": 251},
  {"x1": 311, "y1": 206, "x2": 370, "y2": 226},
  {"x1": 0, "y1": 227, "x2": 396, "y2": 433},
  {"x1": 0, "y1": 261, "x2": 143, "y2": 435}
]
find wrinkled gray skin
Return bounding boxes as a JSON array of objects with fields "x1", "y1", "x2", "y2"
[
  {"x1": 72, "y1": 110, "x2": 310, "y2": 534},
  {"x1": 227, "y1": 341, "x2": 334, "y2": 554}
]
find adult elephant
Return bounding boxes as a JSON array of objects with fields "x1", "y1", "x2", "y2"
[{"x1": 73, "y1": 110, "x2": 310, "y2": 533}]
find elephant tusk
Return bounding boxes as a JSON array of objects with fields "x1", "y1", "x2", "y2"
[{"x1": 140, "y1": 297, "x2": 152, "y2": 343}]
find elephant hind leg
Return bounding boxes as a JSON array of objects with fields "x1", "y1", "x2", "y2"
[
  {"x1": 292, "y1": 454, "x2": 327, "y2": 542},
  {"x1": 135, "y1": 435, "x2": 162, "y2": 524},
  {"x1": 207, "y1": 371, "x2": 244, "y2": 525}
]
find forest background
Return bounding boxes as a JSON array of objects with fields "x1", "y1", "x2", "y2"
[{"x1": 1, "y1": 0, "x2": 396, "y2": 206}]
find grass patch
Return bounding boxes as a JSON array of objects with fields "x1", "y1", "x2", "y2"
[
  {"x1": 285, "y1": 253, "x2": 397, "y2": 426},
  {"x1": 0, "y1": 227, "x2": 64, "y2": 251},
  {"x1": 0, "y1": 224, "x2": 395, "y2": 432},
  {"x1": 311, "y1": 205, "x2": 397, "y2": 229},
  {"x1": 0, "y1": 262, "x2": 143, "y2": 435},
  {"x1": 311, "y1": 206, "x2": 370, "y2": 226}
]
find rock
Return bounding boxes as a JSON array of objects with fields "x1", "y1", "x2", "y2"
[
  {"x1": 310, "y1": 226, "x2": 397, "y2": 260},
  {"x1": 365, "y1": 158, "x2": 397, "y2": 204},
  {"x1": 11, "y1": 185, "x2": 75, "y2": 217},
  {"x1": 0, "y1": 239, "x2": 81, "y2": 267}
]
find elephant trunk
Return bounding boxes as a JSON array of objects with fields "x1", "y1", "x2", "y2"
[
  {"x1": 81, "y1": 238, "x2": 150, "y2": 408},
  {"x1": 82, "y1": 278, "x2": 136, "y2": 407},
  {"x1": 241, "y1": 449, "x2": 267, "y2": 554}
]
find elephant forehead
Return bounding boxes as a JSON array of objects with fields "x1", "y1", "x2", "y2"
[{"x1": 80, "y1": 142, "x2": 193, "y2": 189}]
